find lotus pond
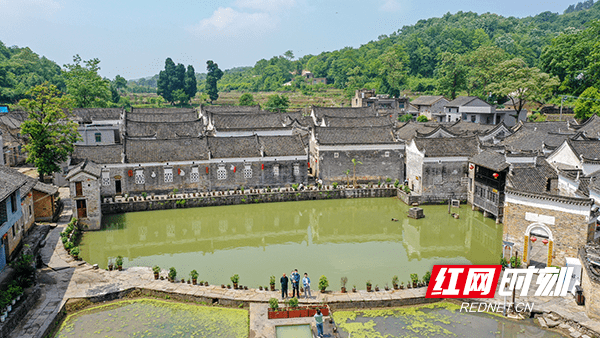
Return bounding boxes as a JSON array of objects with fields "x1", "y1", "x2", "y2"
[
  {"x1": 55, "y1": 298, "x2": 248, "y2": 338},
  {"x1": 80, "y1": 198, "x2": 502, "y2": 288},
  {"x1": 332, "y1": 302, "x2": 565, "y2": 337}
]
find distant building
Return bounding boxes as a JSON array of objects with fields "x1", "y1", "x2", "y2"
[
  {"x1": 409, "y1": 96, "x2": 449, "y2": 121},
  {"x1": 301, "y1": 70, "x2": 327, "y2": 85},
  {"x1": 352, "y1": 89, "x2": 408, "y2": 118},
  {"x1": 468, "y1": 150, "x2": 509, "y2": 222}
]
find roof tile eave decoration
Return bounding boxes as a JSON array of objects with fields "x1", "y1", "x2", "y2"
[
  {"x1": 127, "y1": 108, "x2": 198, "y2": 123},
  {"x1": 316, "y1": 126, "x2": 397, "y2": 145},
  {"x1": 505, "y1": 187, "x2": 593, "y2": 206}
]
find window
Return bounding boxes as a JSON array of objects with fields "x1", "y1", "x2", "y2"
[
  {"x1": 164, "y1": 168, "x2": 173, "y2": 183},
  {"x1": 95, "y1": 132, "x2": 102, "y2": 143},
  {"x1": 273, "y1": 165, "x2": 279, "y2": 177},
  {"x1": 12, "y1": 225, "x2": 15, "y2": 237},
  {"x1": 384, "y1": 151, "x2": 390, "y2": 157},
  {"x1": 217, "y1": 166, "x2": 227, "y2": 180},
  {"x1": 293, "y1": 163, "x2": 300, "y2": 176},
  {"x1": 190, "y1": 167, "x2": 199, "y2": 183},
  {"x1": 333, "y1": 152, "x2": 339, "y2": 158},
  {"x1": 471, "y1": 115, "x2": 476, "y2": 123},
  {"x1": 29, "y1": 205, "x2": 32, "y2": 218},
  {"x1": 135, "y1": 170, "x2": 145, "y2": 184},
  {"x1": 102, "y1": 171, "x2": 110, "y2": 186},
  {"x1": 75, "y1": 182, "x2": 83, "y2": 197},
  {"x1": 76, "y1": 199, "x2": 87, "y2": 218},
  {"x1": 244, "y1": 165, "x2": 252, "y2": 179}
]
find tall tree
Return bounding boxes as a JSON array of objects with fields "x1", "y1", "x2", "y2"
[
  {"x1": 63, "y1": 55, "x2": 110, "y2": 108},
  {"x1": 378, "y1": 44, "x2": 410, "y2": 97},
  {"x1": 157, "y1": 58, "x2": 176, "y2": 104},
  {"x1": 184, "y1": 65, "x2": 197, "y2": 101},
  {"x1": 19, "y1": 84, "x2": 80, "y2": 181},
  {"x1": 264, "y1": 94, "x2": 290, "y2": 112},
  {"x1": 574, "y1": 87, "x2": 600, "y2": 119},
  {"x1": 238, "y1": 93, "x2": 256, "y2": 106},
  {"x1": 205, "y1": 60, "x2": 223, "y2": 103},
  {"x1": 436, "y1": 52, "x2": 467, "y2": 100},
  {"x1": 113, "y1": 75, "x2": 127, "y2": 90}
]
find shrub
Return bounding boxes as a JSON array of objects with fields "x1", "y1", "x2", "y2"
[
  {"x1": 190, "y1": 270, "x2": 199, "y2": 280},
  {"x1": 169, "y1": 267, "x2": 177, "y2": 280},
  {"x1": 386, "y1": 178, "x2": 392, "y2": 183},
  {"x1": 392, "y1": 275, "x2": 399, "y2": 285},
  {"x1": 510, "y1": 256, "x2": 522, "y2": 268},
  {"x1": 269, "y1": 297, "x2": 279, "y2": 310},
  {"x1": 70, "y1": 246, "x2": 80, "y2": 257},
  {"x1": 231, "y1": 274, "x2": 239, "y2": 284},
  {"x1": 394, "y1": 179, "x2": 400, "y2": 188},
  {"x1": 423, "y1": 271, "x2": 431, "y2": 284},
  {"x1": 292, "y1": 183, "x2": 299, "y2": 191},
  {"x1": 410, "y1": 273, "x2": 419, "y2": 283},
  {"x1": 366, "y1": 280, "x2": 372, "y2": 287},
  {"x1": 288, "y1": 297, "x2": 299, "y2": 308},
  {"x1": 270, "y1": 275, "x2": 276, "y2": 285},
  {"x1": 340, "y1": 276, "x2": 348, "y2": 288},
  {"x1": 152, "y1": 266, "x2": 161, "y2": 274},
  {"x1": 141, "y1": 192, "x2": 147, "y2": 198},
  {"x1": 332, "y1": 182, "x2": 338, "y2": 189},
  {"x1": 115, "y1": 255, "x2": 123, "y2": 267},
  {"x1": 398, "y1": 114, "x2": 413, "y2": 122},
  {"x1": 319, "y1": 275, "x2": 329, "y2": 291},
  {"x1": 417, "y1": 115, "x2": 428, "y2": 122},
  {"x1": 64, "y1": 241, "x2": 74, "y2": 251}
]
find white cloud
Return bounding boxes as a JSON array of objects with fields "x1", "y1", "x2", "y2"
[
  {"x1": 234, "y1": 0, "x2": 296, "y2": 13},
  {"x1": 380, "y1": 0, "x2": 401, "y2": 12},
  {"x1": 187, "y1": 7, "x2": 275, "y2": 38},
  {"x1": 0, "y1": 0, "x2": 61, "y2": 17}
]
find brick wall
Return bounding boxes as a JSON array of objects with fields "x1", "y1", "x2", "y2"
[{"x1": 579, "y1": 248, "x2": 600, "y2": 321}]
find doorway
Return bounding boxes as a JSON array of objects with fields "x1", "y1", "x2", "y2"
[
  {"x1": 76, "y1": 199, "x2": 87, "y2": 219},
  {"x1": 115, "y1": 179, "x2": 122, "y2": 195}
]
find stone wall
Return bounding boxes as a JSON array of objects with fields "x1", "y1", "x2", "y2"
[
  {"x1": 579, "y1": 248, "x2": 600, "y2": 321},
  {"x1": 316, "y1": 149, "x2": 404, "y2": 185},
  {"x1": 503, "y1": 198, "x2": 592, "y2": 266},
  {"x1": 419, "y1": 162, "x2": 469, "y2": 203},
  {"x1": 32, "y1": 190, "x2": 54, "y2": 222},
  {"x1": 397, "y1": 188, "x2": 420, "y2": 205},
  {"x1": 70, "y1": 173, "x2": 102, "y2": 231},
  {"x1": 101, "y1": 187, "x2": 398, "y2": 215}
]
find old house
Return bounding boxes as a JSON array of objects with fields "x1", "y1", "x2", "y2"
[
  {"x1": 73, "y1": 108, "x2": 123, "y2": 146},
  {"x1": 467, "y1": 150, "x2": 510, "y2": 222},
  {"x1": 311, "y1": 106, "x2": 379, "y2": 126},
  {"x1": 65, "y1": 160, "x2": 102, "y2": 230},
  {"x1": 206, "y1": 112, "x2": 295, "y2": 137},
  {"x1": 405, "y1": 136, "x2": 479, "y2": 202},
  {"x1": 310, "y1": 126, "x2": 403, "y2": 184},
  {"x1": 409, "y1": 96, "x2": 449, "y2": 122},
  {"x1": 444, "y1": 96, "x2": 497, "y2": 124},
  {"x1": 351, "y1": 89, "x2": 409, "y2": 117},
  {"x1": 0, "y1": 114, "x2": 27, "y2": 166},
  {"x1": 31, "y1": 181, "x2": 59, "y2": 222}
]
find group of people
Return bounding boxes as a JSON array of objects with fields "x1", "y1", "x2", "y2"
[
  {"x1": 279, "y1": 270, "x2": 323, "y2": 337},
  {"x1": 279, "y1": 269, "x2": 312, "y2": 299}
]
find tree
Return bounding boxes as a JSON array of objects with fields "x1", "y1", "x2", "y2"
[
  {"x1": 184, "y1": 65, "x2": 197, "y2": 101},
  {"x1": 283, "y1": 50, "x2": 294, "y2": 61},
  {"x1": 239, "y1": 93, "x2": 256, "y2": 106},
  {"x1": 436, "y1": 52, "x2": 467, "y2": 100},
  {"x1": 172, "y1": 89, "x2": 189, "y2": 106},
  {"x1": 398, "y1": 114, "x2": 413, "y2": 122},
  {"x1": 19, "y1": 84, "x2": 80, "y2": 181},
  {"x1": 205, "y1": 60, "x2": 223, "y2": 103},
  {"x1": 351, "y1": 158, "x2": 362, "y2": 187},
  {"x1": 487, "y1": 58, "x2": 559, "y2": 116},
  {"x1": 574, "y1": 87, "x2": 600, "y2": 120},
  {"x1": 157, "y1": 58, "x2": 176, "y2": 103},
  {"x1": 417, "y1": 115, "x2": 428, "y2": 122},
  {"x1": 113, "y1": 75, "x2": 127, "y2": 90},
  {"x1": 378, "y1": 44, "x2": 410, "y2": 97},
  {"x1": 264, "y1": 94, "x2": 290, "y2": 112},
  {"x1": 63, "y1": 55, "x2": 110, "y2": 108}
]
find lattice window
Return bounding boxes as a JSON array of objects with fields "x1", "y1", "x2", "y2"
[
  {"x1": 217, "y1": 167, "x2": 227, "y2": 180},
  {"x1": 164, "y1": 168, "x2": 173, "y2": 183},
  {"x1": 101, "y1": 171, "x2": 110, "y2": 186},
  {"x1": 244, "y1": 165, "x2": 252, "y2": 179},
  {"x1": 384, "y1": 151, "x2": 390, "y2": 157},
  {"x1": 273, "y1": 165, "x2": 279, "y2": 177},
  {"x1": 293, "y1": 163, "x2": 300, "y2": 176},
  {"x1": 135, "y1": 170, "x2": 145, "y2": 184},
  {"x1": 190, "y1": 167, "x2": 199, "y2": 183}
]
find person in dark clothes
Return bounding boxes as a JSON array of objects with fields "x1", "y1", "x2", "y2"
[
  {"x1": 291, "y1": 269, "x2": 300, "y2": 298},
  {"x1": 280, "y1": 273, "x2": 289, "y2": 299}
]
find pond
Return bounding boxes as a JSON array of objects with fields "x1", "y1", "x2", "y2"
[
  {"x1": 331, "y1": 302, "x2": 565, "y2": 338},
  {"x1": 80, "y1": 198, "x2": 502, "y2": 288},
  {"x1": 55, "y1": 298, "x2": 248, "y2": 338}
]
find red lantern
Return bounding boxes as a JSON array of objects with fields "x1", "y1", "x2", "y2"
[
  {"x1": 542, "y1": 239, "x2": 549, "y2": 245},
  {"x1": 177, "y1": 168, "x2": 181, "y2": 175},
  {"x1": 261, "y1": 163, "x2": 264, "y2": 170},
  {"x1": 469, "y1": 164, "x2": 474, "y2": 170},
  {"x1": 205, "y1": 167, "x2": 209, "y2": 174},
  {"x1": 128, "y1": 169, "x2": 133, "y2": 177},
  {"x1": 493, "y1": 173, "x2": 499, "y2": 179},
  {"x1": 233, "y1": 166, "x2": 236, "y2": 173},
  {"x1": 530, "y1": 236, "x2": 537, "y2": 242},
  {"x1": 308, "y1": 162, "x2": 310, "y2": 168}
]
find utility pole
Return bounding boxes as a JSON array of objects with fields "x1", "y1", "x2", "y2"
[{"x1": 559, "y1": 96, "x2": 566, "y2": 122}]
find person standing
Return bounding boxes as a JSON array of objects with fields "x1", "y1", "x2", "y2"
[
  {"x1": 280, "y1": 273, "x2": 289, "y2": 299},
  {"x1": 291, "y1": 269, "x2": 300, "y2": 298},
  {"x1": 314, "y1": 309, "x2": 324, "y2": 337},
  {"x1": 302, "y1": 272, "x2": 311, "y2": 299}
]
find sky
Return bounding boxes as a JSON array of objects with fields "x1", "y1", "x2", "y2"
[{"x1": 0, "y1": 0, "x2": 580, "y2": 80}]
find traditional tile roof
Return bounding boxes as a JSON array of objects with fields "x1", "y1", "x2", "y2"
[
  {"x1": 501, "y1": 122, "x2": 575, "y2": 153},
  {"x1": 448, "y1": 120, "x2": 496, "y2": 134},
  {"x1": 126, "y1": 120, "x2": 203, "y2": 139},
  {"x1": 66, "y1": 159, "x2": 101, "y2": 179},
  {"x1": 282, "y1": 112, "x2": 313, "y2": 128},
  {"x1": 19, "y1": 176, "x2": 37, "y2": 197},
  {"x1": 211, "y1": 112, "x2": 286, "y2": 130},
  {"x1": 410, "y1": 95, "x2": 446, "y2": 106},
  {"x1": 323, "y1": 115, "x2": 394, "y2": 128},
  {"x1": 201, "y1": 105, "x2": 261, "y2": 114},
  {"x1": 127, "y1": 108, "x2": 198, "y2": 123},
  {"x1": 445, "y1": 96, "x2": 479, "y2": 107},
  {"x1": 33, "y1": 181, "x2": 59, "y2": 195},
  {"x1": 4, "y1": 111, "x2": 29, "y2": 122},
  {"x1": 0, "y1": 166, "x2": 30, "y2": 201},
  {"x1": 470, "y1": 150, "x2": 509, "y2": 172},
  {"x1": 569, "y1": 115, "x2": 600, "y2": 137},
  {"x1": 73, "y1": 108, "x2": 122, "y2": 123},
  {"x1": 0, "y1": 114, "x2": 23, "y2": 130},
  {"x1": 208, "y1": 136, "x2": 261, "y2": 158},
  {"x1": 413, "y1": 136, "x2": 479, "y2": 157},
  {"x1": 71, "y1": 144, "x2": 123, "y2": 165},
  {"x1": 126, "y1": 138, "x2": 209, "y2": 163},
  {"x1": 415, "y1": 125, "x2": 460, "y2": 138},
  {"x1": 315, "y1": 126, "x2": 397, "y2": 145},
  {"x1": 395, "y1": 122, "x2": 440, "y2": 141},
  {"x1": 259, "y1": 135, "x2": 307, "y2": 157},
  {"x1": 507, "y1": 158, "x2": 556, "y2": 195},
  {"x1": 312, "y1": 106, "x2": 378, "y2": 119},
  {"x1": 568, "y1": 139, "x2": 600, "y2": 161}
]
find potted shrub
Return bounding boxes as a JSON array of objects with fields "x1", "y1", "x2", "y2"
[
  {"x1": 227, "y1": 284, "x2": 231, "y2": 289},
  {"x1": 116, "y1": 256, "x2": 124, "y2": 271},
  {"x1": 366, "y1": 280, "x2": 372, "y2": 292},
  {"x1": 270, "y1": 275, "x2": 276, "y2": 291},
  {"x1": 180, "y1": 278, "x2": 185, "y2": 284},
  {"x1": 70, "y1": 246, "x2": 80, "y2": 260},
  {"x1": 204, "y1": 281, "x2": 209, "y2": 286},
  {"x1": 319, "y1": 275, "x2": 329, "y2": 293},
  {"x1": 64, "y1": 241, "x2": 74, "y2": 253},
  {"x1": 423, "y1": 271, "x2": 431, "y2": 286},
  {"x1": 410, "y1": 274, "x2": 419, "y2": 288},
  {"x1": 108, "y1": 259, "x2": 114, "y2": 271},
  {"x1": 352, "y1": 285, "x2": 356, "y2": 292},
  {"x1": 392, "y1": 275, "x2": 399, "y2": 290},
  {"x1": 259, "y1": 286, "x2": 263, "y2": 291},
  {"x1": 168, "y1": 267, "x2": 177, "y2": 282},
  {"x1": 384, "y1": 284, "x2": 390, "y2": 291},
  {"x1": 190, "y1": 270, "x2": 199, "y2": 285},
  {"x1": 152, "y1": 266, "x2": 160, "y2": 279},
  {"x1": 407, "y1": 280, "x2": 412, "y2": 289},
  {"x1": 287, "y1": 297, "x2": 303, "y2": 318},
  {"x1": 375, "y1": 285, "x2": 380, "y2": 292},
  {"x1": 340, "y1": 276, "x2": 348, "y2": 293},
  {"x1": 231, "y1": 274, "x2": 240, "y2": 289},
  {"x1": 400, "y1": 281, "x2": 404, "y2": 290}
]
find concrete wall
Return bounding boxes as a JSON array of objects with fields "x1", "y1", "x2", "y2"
[
  {"x1": 503, "y1": 196, "x2": 593, "y2": 266},
  {"x1": 77, "y1": 127, "x2": 118, "y2": 145},
  {"x1": 579, "y1": 248, "x2": 600, "y2": 321},
  {"x1": 405, "y1": 142, "x2": 423, "y2": 193},
  {"x1": 316, "y1": 149, "x2": 404, "y2": 184},
  {"x1": 413, "y1": 161, "x2": 468, "y2": 203}
]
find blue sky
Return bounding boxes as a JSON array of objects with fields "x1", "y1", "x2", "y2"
[{"x1": 0, "y1": 0, "x2": 577, "y2": 80}]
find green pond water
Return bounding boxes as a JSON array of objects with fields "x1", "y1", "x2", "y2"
[
  {"x1": 276, "y1": 324, "x2": 312, "y2": 338},
  {"x1": 55, "y1": 299, "x2": 248, "y2": 338},
  {"x1": 332, "y1": 303, "x2": 565, "y2": 338},
  {"x1": 80, "y1": 198, "x2": 502, "y2": 288}
]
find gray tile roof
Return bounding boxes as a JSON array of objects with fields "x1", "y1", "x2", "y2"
[
  {"x1": 570, "y1": 115, "x2": 600, "y2": 137},
  {"x1": 201, "y1": 105, "x2": 261, "y2": 114},
  {"x1": 323, "y1": 115, "x2": 394, "y2": 128},
  {"x1": 568, "y1": 139, "x2": 600, "y2": 161},
  {"x1": 33, "y1": 181, "x2": 58, "y2": 195},
  {"x1": 66, "y1": 159, "x2": 102, "y2": 179},
  {"x1": 126, "y1": 120, "x2": 203, "y2": 139},
  {"x1": 312, "y1": 106, "x2": 378, "y2": 119},
  {"x1": 410, "y1": 95, "x2": 446, "y2": 106},
  {"x1": 19, "y1": 176, "x2": 37, "y2": 197},
  {"x1": 445, "y1": 96, "x2": 479, "y2": 107},
  {"x1": 413, "y1": 136, "x2": 479, "y2": 157},
  {"x1": 259, "y1": 135, "x2": 306, "y2": 157},
  {"x1": 507, "y1": 158, "x2": 556, "y2": 194},
  {"x1": 73, "y1": 108, "x2": 122, "y2": 123},
  {"x1": 71, "y1": 144, "x2": 123, "y2": 165},
  {"x1": 501, "y1": 122, "x2": 575, "y2": 152},
  {"x1": 212, "y1": 112, "x2": 286, "y2": 130},
  {"x1": 448, "y1": 121, "x2": 496, "y2": 134},
  {"x1": 470, "y1": 150, "x2": 509, "y2": 171},
  {"x1": 126, "y1": 138, "x2": 209, "y2": 163},
  {"x1": 315, "y1": 126, "x2": 397, "y2": 145},
  {"x1": 0, "y1": 165, "x2": 31, "y2": 201},
  {"x1": 395, "y1": 122, "x2": 440, "y2": 141},
  {"x1": 0, "y1": 114, "x2": 23, "y2": 129},
  {"x1": 127, "y1": 108, "x2": 198, "y2": 123},
  {"x1": 208, "y1": 136, "x2": 261, "y2": 158}
]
